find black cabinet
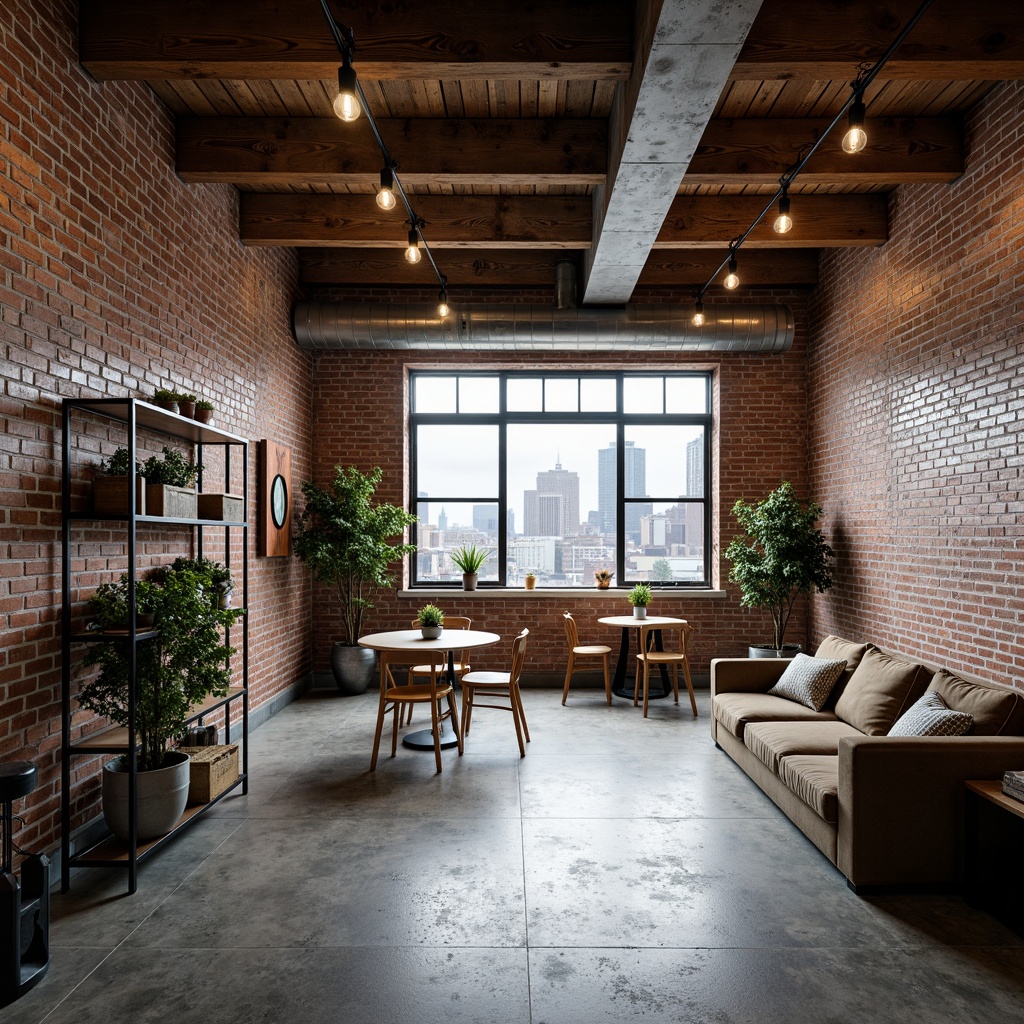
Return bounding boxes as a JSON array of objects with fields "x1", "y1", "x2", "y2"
[{"x1": 60, "y1": 399, "x2": 249, "y2": 894}]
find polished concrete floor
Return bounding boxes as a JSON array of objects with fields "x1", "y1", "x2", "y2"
[{"x1": 13, "y1": 686, "x2": 1024, "y2": 1024}]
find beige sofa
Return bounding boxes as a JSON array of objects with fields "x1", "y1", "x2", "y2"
[{"x1": 711, "y1": 637, "x2": 1024, "y2": 891}]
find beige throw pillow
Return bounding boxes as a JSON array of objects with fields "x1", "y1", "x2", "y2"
[
  {"x1": 834, "y1": 645, "x2": 929, "y2": 736},
  {"x1": 766, "y1": 653, "x2": 848, "y2": 712},
  {"x1": 927, "y1": 669, "x2": 1024, "y2": 736}
]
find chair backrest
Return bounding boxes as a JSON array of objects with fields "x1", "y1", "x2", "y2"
[
  {"x1": 638, "y1": 621, "x2": 690, "y2": 656},
  {"x1": 562, "y1": 612, "x2": 579, "y2": 649},
  {"x1": 509, "y1": 628, "x2": 529, "y2": 682},
  {"x1": 404, "y1": 615, "x2": 472, "y2": 667}
]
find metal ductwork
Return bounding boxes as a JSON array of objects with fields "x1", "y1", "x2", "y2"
[{"x1": 292, "y1": 302, "x2": 794, "y2": 353}]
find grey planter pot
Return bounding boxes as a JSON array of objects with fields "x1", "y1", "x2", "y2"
[
  {"x1": 632, "y1": 606, "x2": 647, "y2": 619},
  {"x1": 748, "y1": 643, "x2": 802, "y2": 659},
  {"x1": 420, "y1": 625, "x2": 443, "y2": 639},
  {"x1": 462, "y1": 572, "x2": 479, "y2": 591},
  {"x1": 102, "y1": 750, "x2": 190, "y2": 841},
  {"x1": 330, "y1": 643, "x2": 377, "y2": 696}
]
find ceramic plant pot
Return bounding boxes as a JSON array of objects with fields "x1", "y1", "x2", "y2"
[
  {"x1": 632, "y1": 606, "x2": 647, "y2": 619},
  {"x1": 102, "y1": 751, "x2": 190, "y2": 841},
  {"x1": 420, "y1": 625, "x2": 443, "y2": 640},
  {"x1": 330, "y1": 643, "x2": 377, "y2": 696}
]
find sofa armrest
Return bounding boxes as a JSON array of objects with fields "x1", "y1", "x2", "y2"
[
  {"x1": 837, "y1": 735, "x2": 1024, "y2": 888},
  {"x1": 711, "y1": 658, "x2": 790, "y2": 696}
]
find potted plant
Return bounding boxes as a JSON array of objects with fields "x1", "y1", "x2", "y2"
[
  {"x1": 177, "y1": 393, "x2": 197, "y2": 418},
  {"x1": 628, "y1": 583, "x2": 652, "y2": 619},
  {"x1": 417, "y1": 604, "x2": 444, "y2": 639},
  {"x1": 142, "y1": 446, "x2": 200, "y2": 518},
  {"x1": 153, "y1": 388, "x2": 179, "y2": 413},
  {"x1": 724, "y1": 480, "x2": 835, "y2": 658},
  {"x1": 524, "y1": 571, "x2": 537, "y2": 590},
  {"x1": 93, "y1": 446, "x2": 146, "y2": 515},
  {"x1": 78, "y1": 563, "x2": 243, "y2": 840},
  {"x1": 294, "y1": 465, "x2": 417, "y2": 695},
  {"x1": 450, "y1": 543, "x2": 490, "y2": 591},
  {"x1": 193, "y1": 399, "x2": 214, "y2": 424},
  {"x1": 167, "y1": 556, "x2": 234, "y2": 610},
  {"x1": 594, "y1": 569, "x2": 613, "y2": 589}
]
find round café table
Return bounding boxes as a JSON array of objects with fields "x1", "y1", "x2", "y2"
[
  {"x1": 597, "y1": 615, "x2": 688, "y2": 701},
  {"x1": 359, "y1": 628, "x2": 501, "y2": 749}
]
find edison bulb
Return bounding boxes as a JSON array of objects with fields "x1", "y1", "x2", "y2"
[
  {"x1": 692, "y1": 309, "x2": 705, "y2": 327},
  {"x1": 773, "y1": 210, "x2": 793, "y2": 233},
  {"x1": 333, "y1": 90, "x2": 361, "y2": 122},
  {"x1": 842, "y1": 126, "x2": 867, "y2": 154},
  {"x1": 376, "y1": 187, "x2": 397, "y2": 211},
  {"x1": 405, "y1": 245, "x2": 421, "y2": 265},
  {"x1": 724, "y1": 258, "x2": 739, "y2": 290},
  {"x1": 437, "y1": 299, "x2": 449, "y2": 316}
]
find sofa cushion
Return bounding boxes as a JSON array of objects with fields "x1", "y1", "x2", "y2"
[
  {"x1": 834, "y1": 646, "x2": 930, "y2": 736},
  {"x1": 767, "y1": 653, "x2": 847, "y2": 711},
  {"x1": 777, "y1": 755, "x2": 839, "y2": 823},
  {"x1": 814, "y1": 635, "x2": 869, "y2": 709},
  {"x1": 888, "y1": 690, "x2": 973, "y2": 737},
  {"x1": 927, "y1": 668, "x2": 1024, "y2": 736},
  {"x1": 713, "y1": 692, "x2": 838, "y2": 740},
  {"x1": 744, "y1": 720, "x2": 864, "y2": 772}
]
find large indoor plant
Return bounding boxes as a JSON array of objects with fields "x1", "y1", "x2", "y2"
[
  {"x1": 78, "y1": 560, "x2": 243, "y2": 839},
  {"x1": 294, "y1": 465, "x2": 417, "y2": 695},
  {"x1": 725, "y1": 481, "x2": 834, "y2": 657}
]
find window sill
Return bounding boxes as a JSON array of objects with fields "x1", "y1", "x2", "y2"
[{"x1": 399, "y1": 588, "x2": 727, "y2": 599}]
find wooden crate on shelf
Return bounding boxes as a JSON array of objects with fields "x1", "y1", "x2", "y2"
[
  {"x1": 197, "y1": 493, "x2": 244, "y2": 521},
  {"x1": 145, "y1": 484, "x2": 197, "y2": 518},
  {"x1": 92, "y1": 476, "x2": 146, "y2": 515},
  {"x1": 178, "y1": 744, "x2": 239, "y2": 804}
]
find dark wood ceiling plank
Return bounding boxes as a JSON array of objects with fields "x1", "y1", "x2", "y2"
[
  {"x1": 176, "y1": 116, "x2": 608, "y2": 185},
  {"x1": 735, "y1": 0, "x2": 1024, "y2": 80},
  {"x1": 689, "y1": 116, "x2": 962, "y2": 184},
  {"x1": 298, "y1": 247, "x2": 820, "y2": 287},
  {"x1": 79, "y1": 0, "x2": 633, "y2": 80}
]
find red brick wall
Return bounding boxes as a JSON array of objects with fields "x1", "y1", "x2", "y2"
[
  {"x1": 1, "y1": 0, "x2": 312, "y2": 851},
  {"x1": 808, "y1": 80, "x2": 1024, "y2": 686},
  {"x1": 305, "y1": 286, "x2": 812, "y2": 681}
]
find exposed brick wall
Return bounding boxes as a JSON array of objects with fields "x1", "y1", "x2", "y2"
[
  {"x1": 808, "y1": 80, "x2": 1024, "y2": 686},
  {"x1": 305, "y1": 286, "x2": 812, "y2": 682},
  {"x1": 1, "y1": 0, "x2": 312, "y2": 852}
]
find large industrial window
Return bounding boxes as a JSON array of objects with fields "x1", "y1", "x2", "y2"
[{"x1": 409, "y1": 371, "x2": 712, "y2": 588}]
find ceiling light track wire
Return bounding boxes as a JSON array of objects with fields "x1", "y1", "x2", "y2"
[
  {"x1": 691, "y1": 0, "x2": 935, "y2": 320},
  {"x1": 319, "y1": 0, "x2": 449, "y2": 309}
]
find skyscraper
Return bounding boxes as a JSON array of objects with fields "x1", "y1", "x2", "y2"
[
  {"x1": 599, "y1": 440, "x2": 650, "y2": 542},
  {"x1": 524, "y1": 460, "x2": 580, "y2": 537}
]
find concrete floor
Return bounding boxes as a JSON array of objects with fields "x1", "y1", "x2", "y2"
[{"x1": 12, "y1": 686, "x2": 1024, "y2": 1023}]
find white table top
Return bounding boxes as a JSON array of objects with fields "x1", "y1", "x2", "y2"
[
  {"x1": 358, "y1": 628, "x2": 501, "y2": 653},
  {"x1": 598, "y1": 615, "x2": 687, "y2": 628}
]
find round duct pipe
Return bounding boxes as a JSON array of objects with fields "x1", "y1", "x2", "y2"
[{"x1": 292, "y1": 302, "x2": 794, "y2": 353}]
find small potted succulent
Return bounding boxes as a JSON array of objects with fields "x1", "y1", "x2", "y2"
[
  {"x1": 594, "y1": 569, "x2": 613, "y2": 589},
  {"x1": 193, "y1": 399, "x2": 214, "y2": 424},
  {"x1": 628, "y1": 583, "x2": 652, "y2": 619},
  {"x1": 524, "y1": 571, "x2": 537, "y2": 590},
  {"x1": 450, "y1": 544, "x2": 490, "y2": 591},
  {"x1": 153, "y1": 388, "x2": 179, "y2": 413},
  {"x1": 417, "y1": 603, "x2": 444, "y2": 639}
]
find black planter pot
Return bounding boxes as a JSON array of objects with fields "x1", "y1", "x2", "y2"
[
  {"x1": 748, "y1": 643, "x2": 802, "y2": 659},
  {"x1": 330, "y1": 643, "x2": 377, "y2": 696}
]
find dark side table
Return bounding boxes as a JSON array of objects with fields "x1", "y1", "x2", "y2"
[{"x1": 963, "y1": 779, "x2": 1024, "y2": 937}]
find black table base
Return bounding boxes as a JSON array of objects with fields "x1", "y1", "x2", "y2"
[{"x1": 610, "y1": 628, "x2": 672, "y2": 701}]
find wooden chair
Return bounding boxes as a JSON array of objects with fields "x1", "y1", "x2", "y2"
[
  {"x1": 634, "y1": 621, "x2": 697, "y2": 719},
  {"x1": 561, "y1": 612, "x2": 612, "y2": 705},
  {"x1": 370, "y1": 648, "x2": 463, "y2": 774},
  {"x1": 460, "y1": 629, "x2": 530, "y2": 757},
  {"x1": 400, "y1": 615, "x2": 472, "y2": 725}
]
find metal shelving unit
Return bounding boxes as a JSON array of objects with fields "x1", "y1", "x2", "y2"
[{"x1": 60, "y1": 398, "x2": 250, "y2": 894}]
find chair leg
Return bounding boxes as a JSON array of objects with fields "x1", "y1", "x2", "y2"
[
  {"x1": 633, "y1": 659, "x2": 641, "y2": 708},
  {"x1": 683, "y1": 655, "x2": 698, "y2": 717},
  {"x1": 391, "y1": 702, "x2": 401, "y2": 758},
  {"x1": 561, "y1": 653, "x2": 575, "y2": 704},
  {"x1": 670, "y1": 663, "x2": 680, "y2": 704},
  {"x1": 429, "y1": 694, "x2": 443, "y2": 773},
  {"x1": 463, "y1": 683, "x2": 474, "y2": 736},
  {"x1": 509, "y1": 683, "x2": 526, "y2": 757},
  {"x1": 642, "y1": 658, "x2": 651, "y2": 718},
  {"x1": 602, "y1": 654, "x2": 612, "y2": 705},
  {"x1": 513, "y1": 682, "x2": 530, "y2": 742},
  {"x1": 370, "y1": 693, "x2": 388, "y2": 772},
  {"x1": 446, "y1": 690, "x2": 464, "y2": 755}
]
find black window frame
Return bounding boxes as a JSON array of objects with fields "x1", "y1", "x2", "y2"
[{"x1": 409, "y1": 369, "x2": 713, "y2": 589}]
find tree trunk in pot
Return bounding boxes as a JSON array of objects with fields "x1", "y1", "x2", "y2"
[{"x1": 331, "y1": 643, "x2": 377, "y2": 695}]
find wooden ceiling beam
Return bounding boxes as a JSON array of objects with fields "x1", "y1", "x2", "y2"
[
  {"x1": 691, "y1": 117, "x2": 963, "y2": 184},
  {"x1": 79, "y1": 0, "x2": 633, "y2": 80},
  {"x1": 244, "y1": 193, "x2": 883, "y2": 248},
  {"x1": 298, "y1": 248, "x2": 820, "y2": 287},
  {"x1": 241, "y1": 194, "x2": 592, "y2": 248},
  {"x1": 177, "y1": 117, "x2": 607, "y2": 186},
  {"x1": 734, "y1": 0, "x2": 1024, "y2": 80}
]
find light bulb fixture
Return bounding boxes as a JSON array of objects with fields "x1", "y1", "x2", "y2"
[
  {"x1": 405, "y1": 227, "x2": 421, "y2": 265},
  {"x1": 375, "y1": 165, "x2": 396, "y2": 211},
  {"x1": 437, "y1": 288, "x2": 449, "y2": 317},
  {"x1": 842, "y1": 97, "x2": 867, "y2": 154},
  {"x1": 333, "y1": 61, "x2": 361, "y2": 122},
  {"x1": 692, "y1": 299, "x2": 705, "y2": 327},
  {"x1": 723, "y1": 254, "x2": 739, "y2": 290},
  {"x1": 773, "y1": 192, "x2": 793, "y2": 234}
]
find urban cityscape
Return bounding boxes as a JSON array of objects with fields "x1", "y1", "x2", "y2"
[{"x1": 415, "y1": 436, "x2": 706, "y2": 586}]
